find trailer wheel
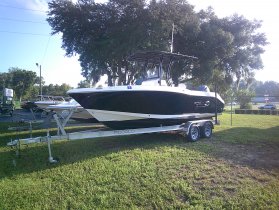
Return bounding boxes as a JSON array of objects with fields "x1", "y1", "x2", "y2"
[
  {"x1": 41, "y1": 110, "x2": 47, "y2": 118},
  {"x1": 187, "y1": 124, "x2": 200, "y2": 142},
  {"x1": 201, "y1": 122, "x2": 212, "y2": 138}
]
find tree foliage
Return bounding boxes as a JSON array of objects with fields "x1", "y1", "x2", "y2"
[
  {"x1": 0, "y1": 72, "x2": 12, "y2": 93},
  {"x1": 0, "y1": 69, "x2": 72, "y2": 100},
  {"x1": 175, "y1": 8, "x2": 267, "y2": 92},
  {"x1": 42, "y1": 83, "x2": 72, "y2": 96},
  {"x1": 235, "y1": 89, "x2": 255, "y2": 109},
  {"x1": 47, "y1": 0, "x2": 267, "y2": 91},
  {"x1": 0, "y1": 68, "x2": 37, "y2": 102},
  {"x1": 251, "y1": 81, "x2": 279, "y2": 97},
  {"x1": 78, "y1": 80, "x2": 91, "y2": 88},
  {"x1": 48, "y1": 0, "x2": 152, "y2": 86}
]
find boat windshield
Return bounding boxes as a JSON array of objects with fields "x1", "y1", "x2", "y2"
[{"x1": 128, "y1": 51, "x2": 197, "y2": 86}]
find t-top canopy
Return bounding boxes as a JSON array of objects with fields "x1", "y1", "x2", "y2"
[{"x1": 127, "y1": 51, "x2": 198, "y2": 64}]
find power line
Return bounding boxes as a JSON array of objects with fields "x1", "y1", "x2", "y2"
[
  {"x1": 0, "y1": 17, "x2": 47, "y2": 24},
  {"x1": 0, "y1": 30, "x2": 50, "y2": 36},
  {"x1": 0, "y1": 3, "x2": 47, "y2": 13},
  {"x1": 41, "y1": 36, "x2": 52, "y2": 65}
]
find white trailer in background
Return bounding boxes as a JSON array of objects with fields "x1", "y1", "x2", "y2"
[
  {"x1": 0, "y1": 88, "x2": 14, "y2": 116},
  {"x1": 7, "y1": 112, "x2": 218, "y2": 163}
]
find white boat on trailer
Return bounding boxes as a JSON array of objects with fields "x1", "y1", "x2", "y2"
[
  {"x1": 68, "y1": 51, "x2": 224, "y2": 129},
  {"x1": 35, "y1": 95, "x2": 65, "y2": 110}
]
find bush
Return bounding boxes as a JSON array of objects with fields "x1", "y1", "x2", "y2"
[
  {"x1": 236, "y1": 89, "x2": 255, "y2": 109},
  {"x1": 240, "y1": 103, "x2": 252, "y2": 109}
]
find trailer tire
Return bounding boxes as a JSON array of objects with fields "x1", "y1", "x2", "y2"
[
  {"x1": 41, "y1": 110, "x2": 48, "y2": 118},
  {"x1": 201, "y1": 122, "x2": 212, "y2": 138},
  {"x1": 187, "y1": 124, "x2": 200, "y2": 142}
]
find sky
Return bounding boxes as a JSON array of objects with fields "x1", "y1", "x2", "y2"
[
  {"x1": 0, "y1": 0, "x2": 278, "y2": 88},
  {"x1": 187, "y1": 0, "x2": 279, "y2": 83},
  {"x1": 0, "y1": 0, "x2": 84, "y2": 87}
]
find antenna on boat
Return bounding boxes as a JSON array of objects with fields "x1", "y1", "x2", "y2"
[{"x1": 170, "y1": 23, "x2": 174, "y2": 53}]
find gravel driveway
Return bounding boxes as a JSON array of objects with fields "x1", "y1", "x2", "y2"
[{"x1": 0, "y1": 109, "x2": 43, "y2": 123}]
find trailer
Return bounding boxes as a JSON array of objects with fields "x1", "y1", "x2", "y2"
[{"x1": 7, "y1": 111, "x2": 218, "y2": 163}]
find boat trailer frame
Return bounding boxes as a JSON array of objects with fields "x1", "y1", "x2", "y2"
[{"x1": 7, "y1": 112, "x2": 218, "y2": 163}]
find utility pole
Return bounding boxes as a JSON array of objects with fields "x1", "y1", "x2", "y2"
[{"x1": 36, "y1": 63, "x2": 42, "y2": 100}]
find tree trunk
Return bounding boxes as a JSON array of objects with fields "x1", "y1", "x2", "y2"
[{"x1": 107, "y1": 72, "x2": 113, "y2": 86}]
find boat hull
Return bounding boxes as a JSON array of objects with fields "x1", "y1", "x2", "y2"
[
  {"x1": 35, "y1": 101, "x2": 60, "y2": 110},
  {"x1": 87, "y1": 109, "x2": 214, "y2": 129},
  {"x1": 47, "y1": 104, "x2": 98, "y2": 123},
  {"x1": 68, "y1": 86, "x2": 224, "y2": 129}
]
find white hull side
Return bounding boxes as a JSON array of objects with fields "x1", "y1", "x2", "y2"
[
  {"x1": 35, "y1": 101, "x2": 60, "y2": 110},
  {"x1": 87, "y1": 109, "x2": 214, "y2": 122},
  {"x1": 47, "y1": 106, "x2": 92, "y2": 120}
]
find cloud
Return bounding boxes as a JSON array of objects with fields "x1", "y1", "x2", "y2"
[
  {"x1": 16, "y1": 0, "x2": 48, "y2": 14},
  {"x1": 15, "y1": 0, "x2": 107, "y2": 15}
]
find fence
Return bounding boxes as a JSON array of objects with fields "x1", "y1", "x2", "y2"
[{"x1": 235, "y1": 109, "x2": 279, "y2": 115}]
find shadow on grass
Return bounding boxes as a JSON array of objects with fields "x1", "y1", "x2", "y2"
[
  {"x1": 211, "y1": 125, "x2": 279, "y2": 171},
  {"x1": 1, "y1": 125, "x2": 278, "y2": 179},
  {"x1": 0, "y1": 132, "x2": 185, "y2": 179}
]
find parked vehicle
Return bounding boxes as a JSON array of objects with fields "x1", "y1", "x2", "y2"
[{"x1": 258, "y1": 104, "x2": 276, "y2": 110}]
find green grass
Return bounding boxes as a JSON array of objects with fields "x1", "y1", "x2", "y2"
[{"x1": 0, "y1": 114, "x2": 279, "y2": 209}]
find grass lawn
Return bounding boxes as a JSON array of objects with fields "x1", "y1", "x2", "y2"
[{"x1": 0, "y1": 113, "x2": 279, "y2": 209}]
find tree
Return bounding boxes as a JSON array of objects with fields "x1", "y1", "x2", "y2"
[
  {"x1": 48, "y1": 0, "x2": 152, "y2": 86},
  {"x1": 174, "y1": 9, "x2": 267, "y2": 96},
  {"x1": 7, "y1": 68, "x2": 37, "y2": 102},
  {"x1": 250, "y1": 80, "x2": 279, "y2": 102},
  {"x1": 0, "y1": 72, "x2": 12, "y2": 93},
  {"x1": 47, "y1": 0, "x2": 267, "y2": 91},
  {"x1": 235, "y1": 89, "x2": 255, "y2": 109},
  {"x1": 78, "y1": 80, "x2": 91, "y2": 88},
  {"x1": 253, "y1": 81, "x2": 279, "y2": 96},
  {"x1": 42, "y1": 83, "x2": 72, "y2": 96}
]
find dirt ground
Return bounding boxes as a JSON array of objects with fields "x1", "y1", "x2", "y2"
[
  {"x1": 0, "y1": 109, "x2": 44, "y2": 123},
  {"x1": 207, "y1": 140, "x2": 279, "y2": 173}
]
